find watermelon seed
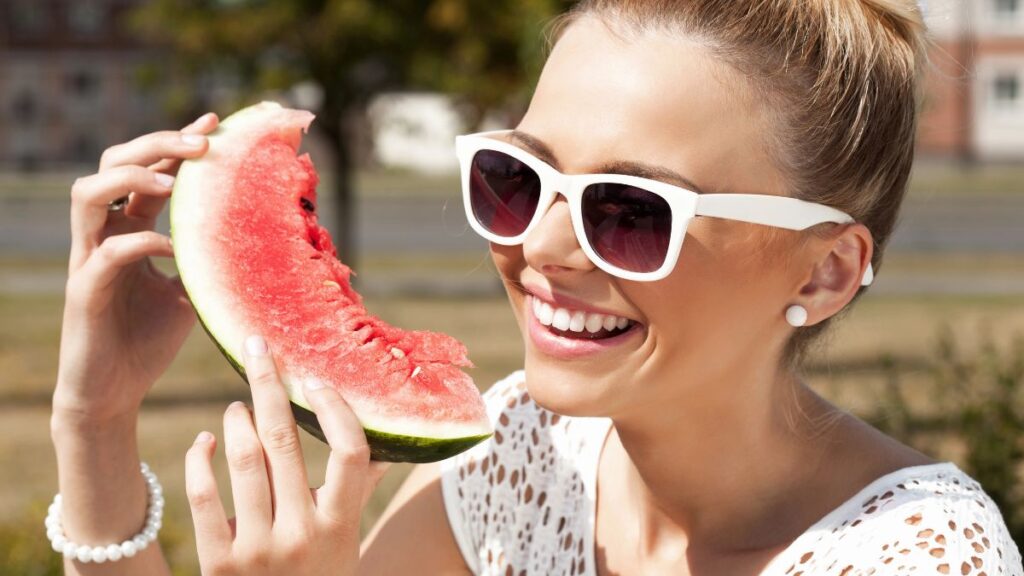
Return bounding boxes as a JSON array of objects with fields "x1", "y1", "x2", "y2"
[
  {"x1": 323, "y1": 280, "x2": 340, "y2": 289},
  {"x1": 390, "y1": 347, "x2": 406, "y2": 359},
  {"x1": 411, "y1": 366, "x2": 422, "y2": 378},
  {"x1": 300, "y1": 197, "x2": 315, "y2": 212}
]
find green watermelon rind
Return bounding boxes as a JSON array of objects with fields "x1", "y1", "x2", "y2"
[
  {"x1": 195, "y1": 312, "x2": 491, "y2": 463},
  {"x1": 170, "y1": 102, "x2": 492, "y2": 463}
]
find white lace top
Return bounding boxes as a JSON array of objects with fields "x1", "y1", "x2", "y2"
[{"x1": 439, "y1": 370, "x2": 1023, "y2": 576}]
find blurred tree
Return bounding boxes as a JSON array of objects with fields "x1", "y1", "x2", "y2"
[
  {"x1": 130, "y1": 0, "x2": 574, "y2": 267},
  {"x1": 868, "y1": 326, "x2": 1024, "y2": 544}
]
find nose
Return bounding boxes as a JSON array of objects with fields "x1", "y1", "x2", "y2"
[{"x1": 521, "y1": 193, "x2": 596, "y2": 277}]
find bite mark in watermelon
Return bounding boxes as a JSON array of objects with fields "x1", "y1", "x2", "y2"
[{"x1": 170, "y1": 102, "x2": 492, "y2": 463}]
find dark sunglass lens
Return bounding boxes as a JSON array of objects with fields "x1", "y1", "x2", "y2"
[
  {"x1": 469, "y1": 149, "x2": 541, "y2": 237},
  {"x1": 581, "y1": 183, "x2": 672, "y2": 273}
]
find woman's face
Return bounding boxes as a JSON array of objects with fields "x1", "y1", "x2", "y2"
[{"x1": 491, "y1": 16, "x2": 810, "y2": 418}]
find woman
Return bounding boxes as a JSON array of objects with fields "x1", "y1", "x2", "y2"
[{"x1": 49, "y1": 0, "x2": 1023, "y2": 574}]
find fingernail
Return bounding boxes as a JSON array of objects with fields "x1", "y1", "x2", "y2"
[
  {"x1": 182, "y1": 134, "x2": 205, "y2": 147},
  {"x1": 229, "y1": 400, "x2": 247, "y2": 411},
  {"x1": 245, "y1": 334, "x2": 268, "y2": 357},
  {"x1": 304, "y1": 379, "x2": 325, "y2": 391},
  {"x1": 195, "y1": 431, "x2": 213, "y2": 444},
  {"x1": 154, "y1": 173, "x2": 175, "y2": 188}
]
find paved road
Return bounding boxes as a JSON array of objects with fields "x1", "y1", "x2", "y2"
[
  {"x1": 2, "y1": 193, "x2": 1023, "y2": 257},
  {"x1": 0, "y1": 193, "x2": 481, "y2": 257}
]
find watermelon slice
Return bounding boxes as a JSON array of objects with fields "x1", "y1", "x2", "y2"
[{"x1": 170, "y1": 101, "x2": 491, "y2": 463}]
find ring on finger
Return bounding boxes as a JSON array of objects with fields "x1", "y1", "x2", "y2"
[{"x1": 107, "y1": 194, "x2": 130, "y2": 212}]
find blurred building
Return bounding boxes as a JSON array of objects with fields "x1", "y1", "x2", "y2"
[
  {"x1": 1, "y1": 1, "x2": 1022, "y2": 169},
  {"x1": 919, "y1": 0, "x2": 1024, "y2": 161},
  {"x1": 0, "y1": 0, "x2": 168, "y2": 170}
]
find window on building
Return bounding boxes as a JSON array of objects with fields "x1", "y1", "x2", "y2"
[
  {"x1": 69, "y1": 134, "x2": 101, "y2": 163},
  {"x1": 993, "y1": 73, "x2": 1021, "y2": 108},
  {"x1": 994, "y1": 0, "x2": 1020, "y2": 17},
  {"x1": 11, "y1": 91, "x2": 38, "y2": 126},
  {"x1": 67, "y1": 71, "x2": 101, "y2": 98},
  {"x1": 10, "y1": 0, "x2": 48, "y2": 36},
  {"x1": 68, "y1": 1, "x2": 105, "y2": 37}
]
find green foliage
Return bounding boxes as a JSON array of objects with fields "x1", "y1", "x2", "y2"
[
  {"x1": 128, "y1": 0, "x2": 576, "y2": 129},
  {"x1": 870, "y1": 325, "x2": 1024, "y2": 543},
  {"x1": 935, "y1": 326, "x2": 1024, "y2": 538},
  {"x1": 125, "y1": 0, "x2": 575, "y2": 265},
  {"x1": 0, "y1": 501, "x2": 62, "y2": 576},
  {"x1": 0, "y1": 499, "x2": 192, "y2": 576}
]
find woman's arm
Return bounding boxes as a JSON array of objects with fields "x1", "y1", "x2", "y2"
[
  {"x1": 51, "y1": 112, "x2": 219, "y2": 575},
  {"x1": 51, "y1": 412, "x2": 167, "y2": 576},
  {"x1": 359, "y1": 461, "x2": 473, "y2": 575}
]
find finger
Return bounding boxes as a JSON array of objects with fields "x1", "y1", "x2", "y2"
[
  {"x1": 67, "y1": 231, "x2": 174, "y2": 309},
  {"x1": 311, "y1": 461, "x2": 390, "y2": 510},
  {"x1": 169, "y1": 274, "x2": 192, "y2": 306},
  {"x1": 69, "y1": 166, "x2": 176, "y2": 269},
  {"x1": 148, "y1": 112, "x2": 220, "y2": 175},
  {"x1": 185, "y1": 431, "x2": 233, "y2": 556},
  {"x1": 137, "y1": 113, "x2": 221, "y2": 219},
  {"x1": 302, "y1": 381, "x2": 373, "y2": 531},
  {"x1": 124, "y1": 188, "x2": 171, "y2": 221},
  {"x1": 98, "y1": 129, "x2": 209, "y2": 174},
  {"x1": 361, "y1": 461, "x2": 393, "y2": 509},
  {"x1": 242, "y1": 335, "x2": 313, "y2": 522},
  {"x1": 222, "y1": 401, "x2": 273, "y2": 542}
]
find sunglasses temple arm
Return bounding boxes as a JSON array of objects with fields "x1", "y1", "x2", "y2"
[
  {"x1": 862, "y1": 262, "x2": 874, "y2": 286},
  {"x1": 694, "y1": 194, "x2": 874, "y2": 286}
]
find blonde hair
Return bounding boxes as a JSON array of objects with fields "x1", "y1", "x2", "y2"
[{"x1": 543, "y1": 0, "x2": 932, "y2": 369}]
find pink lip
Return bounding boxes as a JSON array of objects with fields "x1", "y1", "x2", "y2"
[
  {"x1": 521, "y1": 282, "x2": 635, "y2": 320},
  {"x1": 525, "y1": 295, "x2": 643, "y2": 360}
]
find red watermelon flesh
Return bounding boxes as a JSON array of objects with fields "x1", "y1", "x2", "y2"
[{"x1": 171, "y1": 102, "x2": 491, "y2": 462}]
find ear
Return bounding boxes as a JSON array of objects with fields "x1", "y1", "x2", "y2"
[{"x1": 794, "y1": 223, "x2": 874, "y2": 327}]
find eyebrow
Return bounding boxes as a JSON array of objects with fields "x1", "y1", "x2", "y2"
[{"x1": 507, "y1": 129, "x2": 707, "y2": 194}]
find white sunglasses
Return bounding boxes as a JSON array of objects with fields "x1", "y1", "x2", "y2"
[{"x1": 455, "y1": 129, "x2": 874, "y2": 285}]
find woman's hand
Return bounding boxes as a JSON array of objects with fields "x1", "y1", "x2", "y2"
[
  {"x1": 55, "y1": 112, "x2": 219, "y2": 424},
  {"x1": 186, "y1": 335, "x2": 391, "y2": 576},
  {"x1": 51, "y1": 114, "x2": 218, "y2": 575}
]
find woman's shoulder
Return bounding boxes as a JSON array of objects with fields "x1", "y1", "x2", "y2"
[{"x1": 776, "y1": 462, "x2": 1023, "y2": 575}]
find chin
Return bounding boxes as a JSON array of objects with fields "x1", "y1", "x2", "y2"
[{"x1": 521, "y1": 354, "x2": 616, "y2": 418}]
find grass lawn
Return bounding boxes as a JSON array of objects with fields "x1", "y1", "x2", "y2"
[
  {"x1": 2, "y1": 282, "x2": 1023, "y2": 573},
  {"x1": 910, "y1": 160, "x2": 1024, "y2": 197}
]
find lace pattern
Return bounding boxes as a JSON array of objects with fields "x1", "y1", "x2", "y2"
[{"x1": 439, "y1": 370, "x2": 1023, "y2": 575}]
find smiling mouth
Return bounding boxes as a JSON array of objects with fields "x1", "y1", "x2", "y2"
[{"x1": 528, "y1": 294, "x2": 639, "y2": 340}]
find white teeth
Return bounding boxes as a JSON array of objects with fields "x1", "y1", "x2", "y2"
[
  {"x1": 602, "y1": 315, "x2": 617, "y2": 331},
  {"x1": 533, "y1": 297, "x2": 555, "y2": 326},
  {"x1": 529, "y1": 296, "x2": 633, "y2": 334},
  {"x1": 569, "y1": 311, "x2": 586, "y2": 332},
  {"x1": 552, "y1": 308, "x2": 571, "y2": 331}
]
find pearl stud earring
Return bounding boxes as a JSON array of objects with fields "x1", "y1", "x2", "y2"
[{"x1": 785, "y1": 305, "x2": 808, "y2": 327}]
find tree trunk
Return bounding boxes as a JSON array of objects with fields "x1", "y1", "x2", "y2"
[
  {"x1": 318, "y1": 95, "x2": 359, "y2": 279},
  {"x1": 331, "y1": 130, "x2": 357, "y2": 278}
]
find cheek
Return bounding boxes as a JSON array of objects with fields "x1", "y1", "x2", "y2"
[
  {"x1": 642, "y1": 223, "x2": 787, "y2": 341},
  {"x1": 490, "y1": 242, "x2": 527, "y2": 320},
  {"x1": 490, "y1": 242, "x2": 524, "y2": 282},
  {"x1": 679, "y1": 220, "x2": 785, "y2": 286}
]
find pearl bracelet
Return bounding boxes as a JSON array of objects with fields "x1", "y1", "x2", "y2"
[{"x1": 44, "y1": 461, "x2": 164, "y2": 564}]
